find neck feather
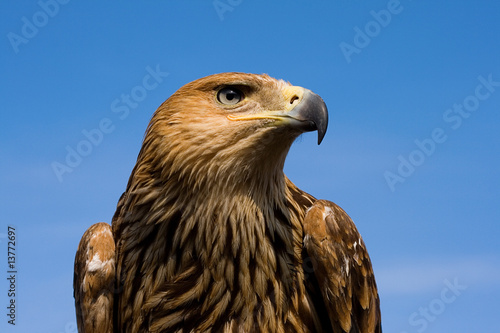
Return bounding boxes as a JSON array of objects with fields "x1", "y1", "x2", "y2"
[{"x1": 113, "y1": 131, "x2": 311, "y2": 331}]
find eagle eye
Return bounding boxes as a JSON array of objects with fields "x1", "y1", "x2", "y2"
[{"x1": 217, "y1": 87, "x2": 243, "y2": 105}]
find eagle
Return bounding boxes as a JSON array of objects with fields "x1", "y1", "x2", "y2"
[{"x1": 74, "y1": 73, "x2": 382, "y2": 333}]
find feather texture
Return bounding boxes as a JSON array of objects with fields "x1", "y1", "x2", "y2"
[{"x1": 74, "y1": 222, "x2": 115, "y2": 333}]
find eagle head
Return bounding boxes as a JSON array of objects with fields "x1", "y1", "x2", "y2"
[{"x1": 139, "y1": 72, "x2": 328, "y2": 192}]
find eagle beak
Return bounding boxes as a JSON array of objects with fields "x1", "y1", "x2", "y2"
[
  {"x1": 284, "y1": 89, "x2": 329, "y2": 145},
  {"x1": 226, "y1": 86, "x2": 329, "y2": 145}
]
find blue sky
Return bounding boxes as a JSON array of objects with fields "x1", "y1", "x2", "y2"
[{"x1": 1, "y1": 1, "x2": 499, "y2": 332}]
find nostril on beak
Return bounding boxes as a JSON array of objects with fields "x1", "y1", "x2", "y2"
[{"x1": 290, "y1": 95, "x2": 300, "y2": 105}]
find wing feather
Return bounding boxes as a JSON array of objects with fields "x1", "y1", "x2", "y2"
[
  {"x1": 74, "y1": 222, "x2": 115, "y2": 333},
  {"x1": 303, "y1": 200, "x2": 381, "y2": 333}
]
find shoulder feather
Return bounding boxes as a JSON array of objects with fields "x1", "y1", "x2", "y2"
[
  {"x1": 303, "y1": 200, "x2": 382, "y2": 333},
  {"x1": 74, "y1": 222, "x2": 115, "y2": 333}
]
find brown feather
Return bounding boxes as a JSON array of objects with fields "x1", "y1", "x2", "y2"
[
  {"x1": 74, "y1": 222, "x2": 115, "y2": 333},
  {"x1": 303, "y1": 200, "x2": 382, "y2": 333}
]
